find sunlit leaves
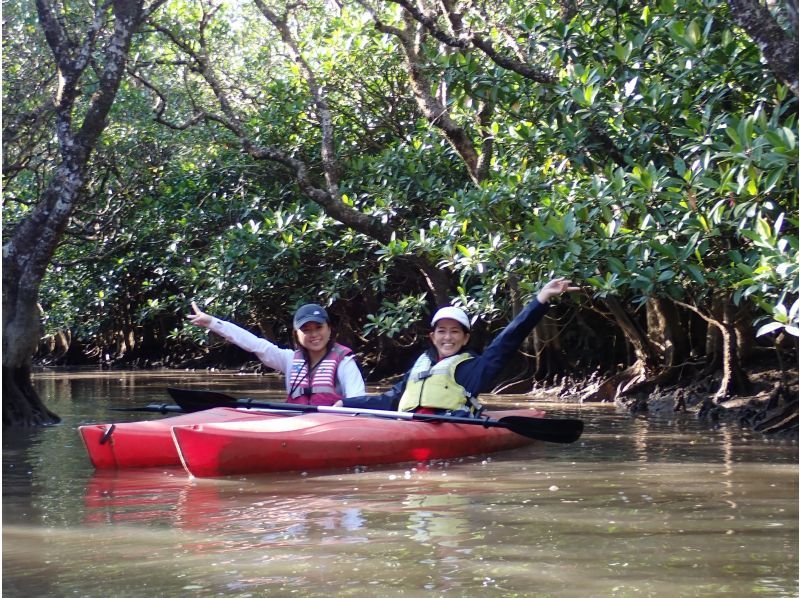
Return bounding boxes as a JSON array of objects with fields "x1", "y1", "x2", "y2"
[{"x1": 12, "y1": 0, "x2": 798, "y2": 357}]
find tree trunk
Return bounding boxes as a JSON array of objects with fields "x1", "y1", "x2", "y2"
[
  {"x1": 646, "y1": 297, "x2": 688, "y2": 369},
  {"x1": 687, "y1": 299, "x2": 752, "y2": 390},
  {"x1": 3, "y1": 365, "x2": 61, "y2": 426},
  {"x1": 605, "y1": 296, "x2": 657, "y2": 366},
  {"x1": 703, "y1": 297, "x2": 724, "y2": 376},
  {"x1": 533, "y1": 316, "x2": 567, "y2": 382},
  {"x1": 714, "y1": 300, "x2": 752, "y2": 401},
  {"x1": 672, "y1": 295, "x2": 753, "y2": 401},
  {"x1": 735, "y1": 304, "x2": 756, "y2": 362},
  {"x1": 727, "y1": 0, "x2": 799, "y2": 96},
  {"x1": 3, "y1": 293, "x2": 60, "y2": 425},
  {"x1": 3, "y1": 0, "x2": 149, "y2": 427},
  {"x1": 581, "y1": 296, "x2": 657, "y2": 402}
]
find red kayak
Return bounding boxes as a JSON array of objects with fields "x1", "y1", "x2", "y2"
[
  {"x1": 172, "y1": 408, "x2": 545, "y2": 478},
  {"x1": 79, "y1": 407, "x2": 285, "y2": 469}
]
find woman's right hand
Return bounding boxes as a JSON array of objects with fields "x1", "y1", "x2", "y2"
[{"x1": 187, "y1": 301, "x2": 214, "y2": 328}]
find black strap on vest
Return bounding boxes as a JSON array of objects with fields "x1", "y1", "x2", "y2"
[{"x1": 288, "y1": 347, "x2": 333, "y2": 398}]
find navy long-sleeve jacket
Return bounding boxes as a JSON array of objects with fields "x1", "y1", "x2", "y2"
[{"x1": 342, "y1": 298, "x2": 550, "y2": 410}]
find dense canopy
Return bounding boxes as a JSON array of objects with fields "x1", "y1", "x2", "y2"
[{"x1": 3, "y1": 0, "x2": 797, "y2": 426}]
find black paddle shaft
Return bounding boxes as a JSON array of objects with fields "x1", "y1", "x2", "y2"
[{"x1": 166, "y1": 387, "x2": 585, "y2": 444}]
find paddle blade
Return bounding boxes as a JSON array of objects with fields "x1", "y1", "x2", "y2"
[
  {"x1": 167, "y1": 387, "x2": 319, "y2": 413},
  {"x1": 498, "y1": 416, "x2": 584, "y2": 444}
]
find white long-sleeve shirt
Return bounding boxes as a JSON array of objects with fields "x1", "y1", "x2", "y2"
[{"x1": 208, "y1": 318, "x2": 365, "y2": 397}]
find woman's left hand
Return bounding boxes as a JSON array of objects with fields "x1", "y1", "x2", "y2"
[{"x1": 537, "y1": 278, "x2": 580, "y2": 303}]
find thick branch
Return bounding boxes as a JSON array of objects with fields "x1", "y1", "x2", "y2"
[
  {"x1": 252, "y1": 0, "x2": 341, "y2": 192},
  {"x1": 727, "y1": 0, "x2": 799, "y2": 95},
  {"x1": 371, "y1": 16, "x2": 482, "y2": 183},
  {"x1": 387, "y1": 0, "x2": 556, "y2": 84},
  {"x1": 475, "y1": 100, "x2": 494, "y2": 181},
  {"x1": 148, "y1": 2, "x2": 455, "y2": 302}
]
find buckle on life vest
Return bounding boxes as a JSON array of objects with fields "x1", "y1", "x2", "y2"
[{"x1": 466, "y1": 395, "x2": 485, "y2": 417}]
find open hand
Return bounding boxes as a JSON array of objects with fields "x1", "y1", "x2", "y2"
[
  {"x1": 537, "y1": 278, "x2": 580, "y2": 304},
  {"x1": 187, "y1": 301, "x2": 213, "y2": 328}
]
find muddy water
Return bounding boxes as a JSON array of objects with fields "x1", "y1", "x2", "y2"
[{"x1": 3, "y1": 371, "x2": 797, "y2": 596}]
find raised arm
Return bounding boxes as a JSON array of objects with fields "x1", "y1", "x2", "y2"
[
  {"x1": 186, "y1": 301, "x2": 294, "y2": 375},
  {"x1": 457, "y1": 278, "x2": 579, "y2": 394}
]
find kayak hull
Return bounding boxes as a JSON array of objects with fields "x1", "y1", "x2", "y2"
[
  {"x1": 79, "y1": 407, "x2": 283, "y2": 469},
  {"x1": 172, "y1": 408, "x2": 545, "y2": 477}
]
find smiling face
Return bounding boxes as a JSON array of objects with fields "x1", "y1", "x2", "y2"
[
  {"x1": 295, "y1": 321, "x2": 332, "y2": 361},
  {"x1": 429, "y1": 318, "x2": 470, "y2": 359}
]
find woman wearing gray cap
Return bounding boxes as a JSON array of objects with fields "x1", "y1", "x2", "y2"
[
  {"x1": 187, "y1": 301, "x2": 365, "y2": 405},
  {"x1": 336, "y1": 278, "x2": 578, "y2": 416}
]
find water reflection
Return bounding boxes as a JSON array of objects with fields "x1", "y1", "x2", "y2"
[
  {"x1": 3, "y1": 372, "x2": 798, "y2": 596},
  {"x1": 403, "y1": 492, "x2": 471, "y2": 544},
  {"x1": 69, "y1": 453, "x2": 799, "y2": 596},
  {"x1": 83, "y1": 467, "x2": 491, "y2": 550}
]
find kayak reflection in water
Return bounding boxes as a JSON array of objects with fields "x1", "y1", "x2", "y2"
[
  {"x1": 187, "y1": 301, "x2": 365, "y2": 405},
  {"x1": 336, "y1": 278, "x2": 579, "y2": 417}
]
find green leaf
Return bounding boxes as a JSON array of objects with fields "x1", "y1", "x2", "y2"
[
  {"x1": 725, "y1": 126, "x2": 740, "y2": 146},
  {"x1": 686, "y1": 20, "x2": 701, "y2": 47},
  {"x1": 755, "y1": 217, "x2": 772, "y2": 243},
  {"x1": 657, "y1": 270, "x2": 676, "y2": 282},
  {"x1": 650, "y1": 241, "x2": 677, "y2": 259},
  {"x1": 456, "y1": 244, "x2": 474, "y2": 257},
  {"x1": 685, "y1": 264, "x2": 706, "y2": 283},
  {"x1": 586, "y1": 277, "x2": 604, "y2": 288},
  {"x1": 607, "y1": 257, "x2": 626, "y2": 274},
  {"x1": 641, "y1": 5, "x2": 651, "y2": 26}
]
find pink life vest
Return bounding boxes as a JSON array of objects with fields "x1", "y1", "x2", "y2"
[{"x1": 286, "y1": 343, "x2": 353, "y2": 406}]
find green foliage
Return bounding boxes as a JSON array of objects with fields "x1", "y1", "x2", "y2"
[
  {"x1": 363, "y1": 294, "x2": 429, "y2": 339},
  {"x1": 8, "y1": 0, "x2": 797, "y2": 366},
  {"x1": 482, "y1": 0, "x2": 798, "y2": 334}
]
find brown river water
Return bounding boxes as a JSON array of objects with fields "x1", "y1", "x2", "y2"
[{"x1": 3, "y1": 370, "x2": 797, "y2": 597}]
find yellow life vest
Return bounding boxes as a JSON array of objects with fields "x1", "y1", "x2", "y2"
[{"x1": 397, "y1": 352, "x2": 473, "y2": 412}]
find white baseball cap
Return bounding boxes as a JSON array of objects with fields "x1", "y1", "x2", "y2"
[{"x1": 431, "y1": 306, "x2": 470, "y2": 330}]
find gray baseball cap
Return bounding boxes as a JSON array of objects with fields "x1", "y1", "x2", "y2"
[{"x1": 293, "y1": 304, "x2": 329, "y2": 329}]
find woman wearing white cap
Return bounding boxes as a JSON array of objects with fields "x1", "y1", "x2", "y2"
[
  {"x1": 337, "y1": 278, "x2": 578, "y2": 416},
  {"x1": 187, "y1": 301, "x2": 365, "y2": 405}
]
